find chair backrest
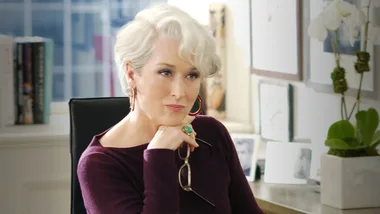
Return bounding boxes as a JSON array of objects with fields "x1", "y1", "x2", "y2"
[{"x1": 68, "y1": 97, "x2": 131, "y2": 214}]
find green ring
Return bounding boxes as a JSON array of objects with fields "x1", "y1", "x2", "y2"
[{"x1": 183, "y1": 125, "x2": 193, "y2": 135}]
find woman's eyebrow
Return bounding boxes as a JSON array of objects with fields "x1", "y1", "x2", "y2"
[
  {"x1": 157, "y1": 62, "x2": 198, "y2": 72},
  {"x1": 157, "y1": 62, "x2": 175, "y2": 67}
]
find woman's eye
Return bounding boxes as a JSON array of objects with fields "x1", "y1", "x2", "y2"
[
  {"x1": 187, "y1": 72, "x2": 200, "y2": 80},
  {"x1": 158, "y1": 69, "x2": 172, "y2": 77}
]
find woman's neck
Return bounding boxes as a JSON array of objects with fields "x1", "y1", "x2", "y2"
[
  {"x1": 99, "y1": 109, "x2": 159, "y2": 148},
  {"x1": 125, "y1": 109, "x2": 159, "y2": 142}
]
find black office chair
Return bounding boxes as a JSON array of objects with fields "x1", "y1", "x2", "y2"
[
  {"x1": 69, "y1": 97, "x2": 131, "y2": 214},
  {"x1": 68, "y1": 96, "x2": 205, "y2": 214}
]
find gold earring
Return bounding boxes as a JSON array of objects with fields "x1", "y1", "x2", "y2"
[
  {"x1": 130, "y1": 87, "x2": 136, "y2": 111},
  {"x1": 188, "y1": 95, "x2": 202, "y2": 116}
]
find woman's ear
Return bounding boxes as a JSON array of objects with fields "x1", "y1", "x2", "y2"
[{"x1": 125, "y1": 63, "x2": 135, "y2": 88}]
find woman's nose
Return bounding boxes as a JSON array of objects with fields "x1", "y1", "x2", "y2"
[{"x1": 171, "y1": 78, "x2": 185, "y2": 99}]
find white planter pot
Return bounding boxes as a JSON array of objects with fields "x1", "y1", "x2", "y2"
[{"x1": 320, "y1": 154, "x2": 380, "y2": 209}]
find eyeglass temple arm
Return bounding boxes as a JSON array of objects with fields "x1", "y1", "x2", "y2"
[
  {"x1": 195, "y1": 137, "x2": 212, "y2": 148},
  {"x1": 191, "y1": 189, "x2": 216, "y2": 207}
]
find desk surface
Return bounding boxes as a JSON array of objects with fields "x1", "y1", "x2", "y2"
[{"x1": 249, "y1": 180, "x2": 380, "y2": 214}]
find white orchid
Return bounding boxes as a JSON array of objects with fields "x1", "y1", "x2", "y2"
[
  {"x1": 308, "y1": 0, "x2": 367, "y2": 45},
  {"x1": 341, "y1": 6, "x2": 366, "y2": 46}
]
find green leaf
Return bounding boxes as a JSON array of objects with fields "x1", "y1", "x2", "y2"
[
  {"x1": 325, "y1": 138, "x2": 367, "y2": 150},
  {"x1": 327, "y1": 120, "x2": 355, "y2": 140},
  {"x1": 355, "y1": 108, "x2": 379, "y2": 145},
  {"x1": 372, "y1": 130, "x2": 380, "y2": 141},
  {"x1": 342, "y1": 137, "x2": 361, "y2": 147},
  {"x1": 325, "y1": 139, "x2": 352, "y2": 150},
  {"x1": 370, "y1": 130, "x2": 380, "y2": 149}
]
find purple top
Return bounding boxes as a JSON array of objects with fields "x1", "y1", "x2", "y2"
[{"x1": 77, "y1": 115, "x2": 263, "y2": 214}]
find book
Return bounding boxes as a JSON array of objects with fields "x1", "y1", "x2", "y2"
[{"x1": 0, "y1": 35, "x2": 54, "y2": 128}]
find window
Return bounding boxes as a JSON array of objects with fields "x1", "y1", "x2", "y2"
[{"x1": 0, "y1": 0, "x2": 166, "y2": 102}]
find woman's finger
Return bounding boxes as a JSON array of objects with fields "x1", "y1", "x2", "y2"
[
  {"x1": 182, "y1": 115, "x2": 195, "y2": 124},
  {"x1": 183, "y1": 134, "x2": 199, "y2": 148}
]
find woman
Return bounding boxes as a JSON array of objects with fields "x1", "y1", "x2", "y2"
[{"x1": 77, "y1": 4, "x2": 263, "y2": 214}]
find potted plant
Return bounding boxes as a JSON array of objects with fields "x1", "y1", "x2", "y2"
[{"x1": 308, "y1": 0, "x2": 380, "y2": 209}]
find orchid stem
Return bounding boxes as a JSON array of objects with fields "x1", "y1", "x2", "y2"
[
  {"x1": 331, "y1": 31, "x2": 347, "y2": 120},
  {"x1": 331, "y1": 31, "x2": 340, "y2": 68},
  {"x1": 349, "y1": 0, "x2": 371, "y2": 119}
]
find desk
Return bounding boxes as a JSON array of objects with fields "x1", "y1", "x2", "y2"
[{"x1": 249, "y1": 180, "x2": 380, "y2": 214}]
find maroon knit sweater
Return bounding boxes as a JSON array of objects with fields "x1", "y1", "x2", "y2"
[{"x1": 77, "y1": 115, "x2": 263, "y2": 214}]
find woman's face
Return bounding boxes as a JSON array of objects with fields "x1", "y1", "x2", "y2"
[{"x1": 131, "y1": 38, "x2": 202, "y2": 126}]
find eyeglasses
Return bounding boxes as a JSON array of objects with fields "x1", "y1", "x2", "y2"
[{"x1": 178, "y1": 137, "x2": 215, "y2": 208}]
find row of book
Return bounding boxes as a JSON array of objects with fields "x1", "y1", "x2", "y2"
[{"x1": 0, "y1": 35, "x2": 53, "y2": 128}]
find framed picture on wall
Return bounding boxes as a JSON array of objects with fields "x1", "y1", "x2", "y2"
[
  {"x1": 258, "y1": 80, "x2": 294, "y2": 142},
  {"x1": 303, "y1": 0, "x2": 380, "y2": 99},
  {"x1": 249, "y1": 0, "x2": 303, "y2": 81},
  {"x1": 230, "y1": 133, "x2": 261, "y2": 182}
]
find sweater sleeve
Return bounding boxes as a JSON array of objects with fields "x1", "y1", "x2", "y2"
[
  {"x1": 77, "y1": 149, "x2": 179, "y2": 214},
  {"x1": 215, "y1": 120, "x2": 264, "y2": 214}
]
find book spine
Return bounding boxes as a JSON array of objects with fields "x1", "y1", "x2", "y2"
[
  {"x1": 43, "y1": 39, "x2": 53, "y2": 124},
  {"x1": 32, "y1": 42, "x2": 45, "y2": 124},
  {"x1": 15, "y1": 42, "x2": 24, "y2": 125},
  {"x1": 13, "y1": 58, "x2": 17, "y2": 125},
  {"x1": 23, "y1": 42, "x2": 34, "y2": 124}
]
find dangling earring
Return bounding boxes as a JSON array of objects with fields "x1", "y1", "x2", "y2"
[
  {"x1": 188, "y1": 95, "x2": 203, "y2": 116},
  {"x1": 130, "y1": 87, "x2": 136, "y2": 111}
]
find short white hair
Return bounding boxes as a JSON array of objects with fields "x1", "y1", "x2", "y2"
[{"x1": 114, "y1": 4, "x2": 221, "y2": 95}]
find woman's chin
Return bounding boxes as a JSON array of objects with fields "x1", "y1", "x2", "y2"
[{"x1": 158, "y1": 114, "x2": 189, "y2": 126}]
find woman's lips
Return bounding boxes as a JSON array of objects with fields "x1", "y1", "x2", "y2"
[{"x1": 166, "y1": 104, "x2": 185, "y2": 112}]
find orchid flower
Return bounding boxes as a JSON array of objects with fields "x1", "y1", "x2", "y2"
[
  {"x1": 308, "y1": 0, "x2": 366, "y2": 46},
  {"x1": 340, "y1": 5, "x2": 366, "y2": 46},
  {"x1": 308, "y1": 2, "x2": 340, "y2": 41}
]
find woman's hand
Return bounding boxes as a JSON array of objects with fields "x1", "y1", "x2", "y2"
[{"x1": 147, "y1": 115, "x2": 199, "y2": 151}]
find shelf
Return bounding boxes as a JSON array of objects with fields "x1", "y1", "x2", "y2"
[{"x1": 0, "y1": 114, "x2": 70, "y2": 144}]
